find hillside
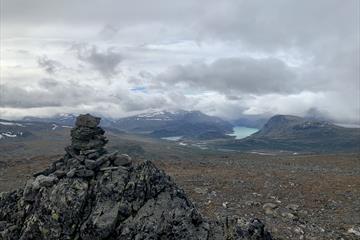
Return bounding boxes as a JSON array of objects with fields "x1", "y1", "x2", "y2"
[
  {"x1": 113, "y1": 110, "x2": 233, "y2": 139},
  {"x1": 1, "y1": 114, "x2": 360, "y2": 239},
  {"x1": 0, "y1": 119, "x2": 71, "y2": 141},
  {"x1": 218, "y1": 115, "x2": 360, "y2": 153},
  {"x1": 19, "y1": 110, "x2": 234, "y2": 140},
  {"x1": 0, "y1": 114, "x2": 272, "y2": 240}
]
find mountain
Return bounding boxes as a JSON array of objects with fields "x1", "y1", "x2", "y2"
[
  {"x1": 115, "y1": 110, "x2": 234, "y2": 140},
  {"x1": 219, "y1": 115, "x2": 360, "y2": 153},
  {"x1": 23, "y1": 113, "x2": 77, "y2": 126},
  {"x1": 231, "y1": 116, "x2": 268, "y2": 128},
  {"x1": 0, "y1": 119, "x2": 32, "y2": 139},
  {"x1": 20, "y1": 110, "x2": 234, "y2": 140},
  {"x1": 0, "y1": 114, "x2": 272, "y2": 240},
  {"x1": 0, "y1": 119, "x2": 69, "y2": 141},
  {"x1": 23, "y1": 113, "x2": 118, "y2": 128}
]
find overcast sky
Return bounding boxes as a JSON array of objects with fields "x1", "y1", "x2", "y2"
[{"x1": 0, "y1": 0, "x2": 359, "y2": 124}]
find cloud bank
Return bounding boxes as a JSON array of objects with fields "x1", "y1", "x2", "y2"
[{"x1": 0, "y1": 0, "x2": 359, "y2": 125}]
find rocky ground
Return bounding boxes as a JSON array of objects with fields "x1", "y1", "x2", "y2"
[
  {"x1": 0, "y1": 114, "x2": 272, "y2": 240},
  {"x1": 0, "y1": 123, "x2": 359, "y2": 239},
  {"x1": 157, "y1": 153, "x2": 360, "y2": 239}
]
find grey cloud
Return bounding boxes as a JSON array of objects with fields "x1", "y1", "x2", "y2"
[
  {"x1": 0, "y1": 79, "x2": 169, "y2": 115},
  {"x1": 2, "y1": 0, "x2": 197, "y2": 26},
  {"x1": 0, "y1": 79, "x2": 108, "y2": 109},
  {"x1": 138, "y1": 71, "x2": 153, "y2": 79},
  {"x1": 195, "y1": 1, "x2": 358, "y2": 50},
  {"x1": 17, "y1": 49, "x2": 30, "y2": 55},
  {"x1": 38, "y1": 55, "x2": 63, "y2": 74},
  {"x1": 304, "y1": 107, "x2": 330, "y2": 121},
  {"x1": 38, "y1": 78, "x2": 59, "y2": 89},
  {"x1": 0, "y1": 84, "x2": 62, "y2": 108},
  {"x1": 156, "y1": 57, "x2": 297, "y2": 94},
  {"x1": 72, "y1": 44, "x2": 123, "y2": 78},
  {"x1": 98, "y1": 24, "x2": 119, "y2": 40},
  {"x1": 1, "y1": 0, "x2": 358, "y2": 123},
  {"x1": 3, "y1": 1, "x2": 357, "y2": 49},
  {"x1": 121, "y1": 95, "x2": 168, "y2": 112},
  {"x1": 226, "y1": 95, "x2": 242, "y2": 101}
]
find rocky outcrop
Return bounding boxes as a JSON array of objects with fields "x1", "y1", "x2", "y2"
[{"x1": 0, "y1": 114, "x2": 272, "y2": 240}]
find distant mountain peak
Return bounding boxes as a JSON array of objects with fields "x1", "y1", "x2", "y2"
[
  {"x1": 115, "y1": 109, "x2": 233, "y2": 139},
  {"x1": 255, "y1": 115, "x2": 337, "y2": 138},
  {"x1": 57, "y1": 113, "x2": 76, "y2": 119},
  {"x1": 267, "y1": 114, "x2": 302, "y2": 122},
  {"x1": 226, "y1": 114, "x2": 360, "y2": 153}
]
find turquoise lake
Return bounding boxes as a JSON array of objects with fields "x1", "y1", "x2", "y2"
[{"x1": 227, "y1": 126, "x2": 259, "y2": 139}]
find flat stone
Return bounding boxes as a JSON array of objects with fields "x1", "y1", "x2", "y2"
[
  {"x1": 35, "y1": 175, "x2": 58, "y2": 188},
  {"x1": 66, "y1": 169, "x2": 76, "y2": 178},
  {"x1": 263, "y1": 203, "x2": 278, "y2": 210},
  {"x1": 65, "y1": 147, "x2": 86, "y2": 162},
  {"x1": 194, "y1": 187, "x2": 208, "y2": 195},
  {"x1": 75, "y1": 169, "x2": 95, "y2": 178},
  {"x1": 75, "y1": 114, "x2": 100, "y2": 128},
  {"x1": 281, "y1": 211, "x2": 298, "y2": 221},
  {"x1": 96, "y1": 151, "x2": 118, "y2": 167},
  {"x1": 54, "y1": 170, "x2": 66, "y2": 178},
  {"x1": 286, "y1": 204, "x2": 300, "y2": 211},
  {"x1": 87, "y1": 152, "x2": 100, "y2": 160},
  {"x1": 81, "y1": 149, "x2": 98, "y2": 155},
  {"x1": 54, "y1": 161, "x2": 64, "y2": 169},
  {"x1": 100, "y1": 167, "x2": 119, "y2": 171},
  {"x1": 85, "y1": 159, "x2": 97, "y2": 170}
]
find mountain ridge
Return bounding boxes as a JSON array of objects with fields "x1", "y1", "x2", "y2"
[
  {"x1": 218, "y1": 114, "x2": 360, "y2": 153},
  {"x1": 19, "y1": 110, "x2": 234, "y2": 140}
]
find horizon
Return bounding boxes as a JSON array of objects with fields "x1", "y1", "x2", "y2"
[{"x1": 1, "y1": 110, "x2": 360, "y2": 129}]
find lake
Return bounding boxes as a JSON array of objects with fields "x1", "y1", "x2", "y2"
[
  {"x1": 161, "y1": 136, "x2": 182, "y2": 141},
  {"x1": 227, "y1": 126, "x2": 259, "y2": 139}
]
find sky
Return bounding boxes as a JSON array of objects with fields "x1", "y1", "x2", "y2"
[{"x1": 0, "y1": 0, "x2": 359, "y2": 124}]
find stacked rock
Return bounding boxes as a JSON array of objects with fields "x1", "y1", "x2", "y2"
[
  {"x1": 33, "y1": 114, "x2": 132, "y2": 180},
  {"x1": 70, "y1": 113, "x2": 108, "y2": 157}
]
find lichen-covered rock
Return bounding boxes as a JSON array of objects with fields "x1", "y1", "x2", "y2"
[
  {"x1": 70, "y1": 114, "x2": 107, "y2": 153},
  {"x1": 0, "y1": 114, "x2": 272, "y2": 240},
  {"x1": 113, "y1": 154, "x2": 132, "y2": 167}
]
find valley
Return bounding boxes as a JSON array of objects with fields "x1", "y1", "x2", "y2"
[{"x1": 0, "y1": 119, "x2": 359, "y2": 239}]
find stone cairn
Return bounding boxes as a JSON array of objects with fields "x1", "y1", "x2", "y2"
[{"x1": 33, "y1": 113, "x2": 131, "y2": 180}]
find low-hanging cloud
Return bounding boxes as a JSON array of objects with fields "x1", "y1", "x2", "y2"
[
  {"x1": 156, "y1": 57, "x2": 297, "y2": 94},
  {"x1": 0, "y1": 84, "x2": 62, "y2": 108},
  {"x1": 38, "y1": 55, "x2": 64, "y2": 74},
  {"x1": 72, "y1": 44, "x2": 123, "y2": 78}
]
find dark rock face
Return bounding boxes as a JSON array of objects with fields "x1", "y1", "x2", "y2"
[
  {"x1": 0, "y1": 114, "x2": 271, "y2": 240},
  {"x1": 71, "y1": 113, "x2": 108, "y2": 153}
]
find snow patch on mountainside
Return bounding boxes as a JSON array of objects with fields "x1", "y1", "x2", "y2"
[
  {"x1": 135, "y1": 111, "x2": 175, "y2": 121},
  {"x1": 1, "y1": 132, "x2": 19, "y2": 138},
  {"x1": 0, "y1": 121, "x2": 24, "y2": 127}
]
